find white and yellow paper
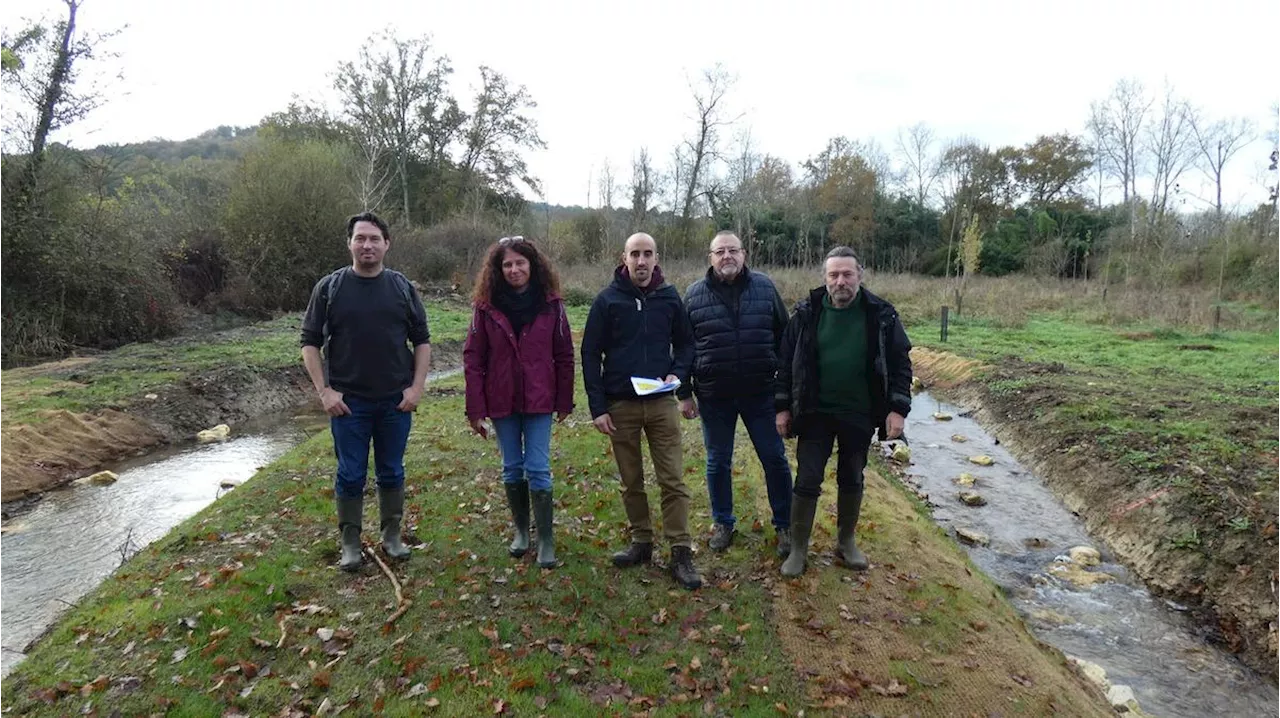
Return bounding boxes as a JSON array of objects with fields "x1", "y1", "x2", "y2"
[{"x1": 630, "y1": 376, "x2": 681, "y2": 396}]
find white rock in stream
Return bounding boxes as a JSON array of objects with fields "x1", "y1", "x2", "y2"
[
  {"x1": 957, "y1": 491, "x2": 987, "y2": 507},
  {"x1": 1068, "y1": 545, "x2": 1101, "y2": 567},
  {"x1": 1067, "y1": 655, "x2": 1111, "y2": 691},
  {"x1": 955, "y1": 527, "x2": 990, "y2": 546},
  {"x1": 954, "y1": 472, "x2": 978, "y2": 487},
  {"x1": 86, "y1": 470, "x2": 119, "y2": 485},
  {"x1": 197, "y1": 424, "x2": 231, "y2": 443},
  {"x1": 967, "y1": 455, "x2": 995, "y2": 466},
  {"x1": 1106, "y1": 684, "x2": 1150, "y2": 714}
]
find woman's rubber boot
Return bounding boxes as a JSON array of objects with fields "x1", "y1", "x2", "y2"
[
  {"x1": 531, "y1": 488, "x2": 557, "y2": 568},
  {"x1": 504, "y1": 481, "x2": 531, "y2": 558}
]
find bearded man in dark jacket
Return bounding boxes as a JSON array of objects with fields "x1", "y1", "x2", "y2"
[{"x1": 774, "y1": 246, "x2": 913, "y2": 577}]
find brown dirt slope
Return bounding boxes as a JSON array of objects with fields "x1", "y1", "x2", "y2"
[{"x1": 761, "y1": 467, "x2": 1112, "y2": 716}]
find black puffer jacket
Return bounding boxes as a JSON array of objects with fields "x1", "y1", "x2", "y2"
[
  {"x1": 775, "y1": 285, "x2": 913, "y2": 439},
  {"x1": 581, "y1": 266, "x2": 694, "y2": 418},
  {"x1": 680, "y1": 267, "x2": 789, "y2": 399}
]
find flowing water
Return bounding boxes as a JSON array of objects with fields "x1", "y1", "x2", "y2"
[
  {"x1": 0, "y1": 412, "x2": 323, "y2": 676},
  {"x1": 899, "y1": 391, "x2": 1276, "y2": 717}
]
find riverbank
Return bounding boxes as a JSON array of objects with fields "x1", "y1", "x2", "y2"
[
  {"x1": 911, "y1": 316, "x2": 1279, "y2": 678},
  {"x1": 0, "y1": 306, "x2": 474, "y2": 507},
  {"x1": 1, "y1": 374, "x2": 1112, "y2": 716}
]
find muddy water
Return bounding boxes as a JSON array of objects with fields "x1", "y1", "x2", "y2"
[
  {"x1": 1, "y1": 370, "x2": 465, "y2": 676},
  {"x1": 900, "y1": 391, "x2": 1277, "y2": 718},
  {"x1": 0, "y1": 412, "x2": 322, "y2": 676}
]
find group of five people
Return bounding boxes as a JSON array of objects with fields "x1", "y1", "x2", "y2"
[{"x1": 301, "y1": 212, "x2": 913, "y2": 592}]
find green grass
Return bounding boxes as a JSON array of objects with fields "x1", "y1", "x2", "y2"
[
  {"x1": 1, "y1": 376, "x2": 803, "y2": 716},
  {"x1": 1, "y1": 304, "x2": 485, "y2": 426},
  {"x1": 915, "y1": 310, "x2": 1278, "y2": 658}
]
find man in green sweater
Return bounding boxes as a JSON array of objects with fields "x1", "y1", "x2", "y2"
[{"x1": 774, "y1": 246, "x2": 913, "y2": 577}]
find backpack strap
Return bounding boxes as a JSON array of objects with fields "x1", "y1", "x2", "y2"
[{"x1": 320, "y1": 267, "x2": 349, "y2": 343}]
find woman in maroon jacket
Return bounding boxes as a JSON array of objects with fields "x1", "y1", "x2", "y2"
[{"x1": 464, "y1": 237, "x2": 574, "y2": 568}]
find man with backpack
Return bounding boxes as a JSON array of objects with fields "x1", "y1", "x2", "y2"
[{"x1": 301, "y1": 212, "x2": 431, "y2": 572}]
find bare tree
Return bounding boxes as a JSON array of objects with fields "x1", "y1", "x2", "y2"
[
  {"x1": 334, "y1": 31, "x2": 453, "y2": 223},
  {"x1": 597, "y1": 158, "x2": 616, "y2": 209},
  {"x1": 347, "y1": 136, "x2": 394, "y2": 213},
  {"x1": 459, "y1": 66, "x2": 546, "y2": 198},
  {"x1": 1187, "y1": 111, "x2": 1253, "y2": 216},
  {"x1": 896, "y1": 122, "x2": 941, "y2": 206},
  {"x1": 1145, "y1": 84, "x2": 1195, "y2": 223},
  {"x1": 1089, "y1": 78, "x2": 1151, "y2": 238},
  {"x1": 628, "y1": 147, "x2": 657, "y2": 230},
  {"x1": 678, "y1": 65, "x2": 737, "y2": 244}
]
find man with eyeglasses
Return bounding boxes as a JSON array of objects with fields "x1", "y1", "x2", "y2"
[
  {"x1": 581, "y1": 232, "x2": 702, "y2": 590},
  {"x1": 678, "y1": 230, "x2": 794, "y2": 558}
]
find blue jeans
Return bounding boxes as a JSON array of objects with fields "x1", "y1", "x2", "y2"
[
  {"x1": 492, "y1": 413, "x2": 554, "y2": 492},
  {"x1": 331, "y1": 394, "x2": 413, "y2": 499},
  {"x1": 699, "y1": 391, "x2": 793, "y2": 529}
]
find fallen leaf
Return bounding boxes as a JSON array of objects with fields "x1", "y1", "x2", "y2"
[
  {"x1": 405, "y1": 683, "x2": 428, "y2": 698},
  {"x1": 736, "y1": 623, "x2": 751, "y2": 633},
  {"x1": 510, "y1": 677, "x2": 536, "y2": 691},
  {"x1": 312, "y1": 671, "x2": 331, "y2": 689},
  {"x1": 870, "y1": 679, "x2": 909, "y2": 697},
  {"x1": 425, "y1": 697, "x2": 441, "y2": 708},
  {"x1": 492, "y1": 698, "x2": 507, "y2": 714},
  {"x1": 171, "y1": 647, "x2": 188, "y2": 664},
  {"x1": 690, "y1": 656, "x2": 702, "y2": 671},
  {"x1": 316, "y1": 628, "x2": 335, "y2": 642}
]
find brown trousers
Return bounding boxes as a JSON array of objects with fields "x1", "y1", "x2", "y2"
[{"x1": 607, "y1": 395, "x2": 691, "y2": 547}]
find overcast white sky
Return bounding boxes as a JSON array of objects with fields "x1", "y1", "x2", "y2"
[{"x1": 4, "y1": 0, "x2": 1277, "y2": 211}]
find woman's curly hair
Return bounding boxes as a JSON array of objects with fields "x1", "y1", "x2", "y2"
[{"x1": 471, "y1": 238, "x2": 562, "y2": 305}]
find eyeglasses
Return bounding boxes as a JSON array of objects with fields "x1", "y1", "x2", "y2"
[
  {"x1": 710, "y1": 248, "x2": 743, "y2": 257},
  {"x1": 498, "y1": 236, "x2": 526, "y2": 247}
]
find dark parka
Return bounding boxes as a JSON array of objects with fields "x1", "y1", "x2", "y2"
[
  {"x1": 580, "y1": 266, "x2": 694, "y2": 418},
  {"x1": 680, "y1": 266, "x2": 789, "y2": 400},
  {"x1": 775, "y1": 286, "x2": 913, "y2": 439}
]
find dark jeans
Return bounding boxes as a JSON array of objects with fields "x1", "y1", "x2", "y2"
[
  {"x1": 331, "y1": 394, "x2": 413, "y2": 499},
  {"x1": 699, "y1": 391, "x2": 793, "y2": 529},
  {"x1": 794, "y1": 413, "x2": 872, "y2": 499}
]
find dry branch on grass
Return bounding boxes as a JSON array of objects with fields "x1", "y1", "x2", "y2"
[{"x1": 365, "y1": 546, "x2": 412, "y2": 625}]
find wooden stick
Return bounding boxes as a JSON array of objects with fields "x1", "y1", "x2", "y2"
[
  {"x1": 365, "y1": 547, "x2": 411, "y2": 625},
  {"x1": 275, "y1": 615, "x2": 290, "y2": 649}
]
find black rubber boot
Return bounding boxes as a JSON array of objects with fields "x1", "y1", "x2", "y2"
[
  {"x1": 612, "y1": 542, "x2": 653, "y2": 568},
  {"x1": 669, "y1": 545, "x2": 703, "y2": 590},
  {"x1": 531, "y1": 488, "x2": 557, "y2": 569},
  {"x1": 378, "y1": 486, "x2": 411, "y2": 560},
  {"x1": 336, "y1": 496, "x2": 364, "y2": 572},
  {"x1": 504, "y1": 482, "x2": 531, "y2": 558},
  {"x1": 781, "y1": 494, "x2": 818, "y2": 577},
  {"x1": 835, "y1": 490, "x2": 868, "y2": 570},
  {"x1": 775, "y1": 527, "x2": 792, "y2": 560}
]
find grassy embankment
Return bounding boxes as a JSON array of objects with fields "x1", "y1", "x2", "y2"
[{"x1": 2, "y1": 368, "x2": 1111, "y2": 716}]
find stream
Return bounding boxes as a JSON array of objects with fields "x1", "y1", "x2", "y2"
[
  {"x1": 0, "y1": 410, "x2": 325, "y2": 677},
  {"x1": 900, "y1": 391, "x2": 1277, "y2": 718}
]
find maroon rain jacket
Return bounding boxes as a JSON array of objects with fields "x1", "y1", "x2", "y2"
[{"x1": 463, "y1": 294, "x2": 575, "y2": 420}]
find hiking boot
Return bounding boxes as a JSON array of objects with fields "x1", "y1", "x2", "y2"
[
  {"x1": 531, "y1": 488, "x2": 557, "y2": 569},
  {"x1": 708, "y1": 522, "x2": 735, "y2": 552},
  {"x1": 503, "y1": 481, "x2": 531, "y2": 558},
  {"x1": 781, "y1": 494, "x2": 818, "y2": 577},
  {"x1": 835, "y1": 490, "x2": 868, "y2": 570},
  {"x1": 336, "y1": 496, "x2": 364, "y2": 572},
  {"x1": 378, "y1": 486, "x2": 411, "y2": 560},
  {"x1": 669, "y1": 545, "x2": 703, "y2": 590},
  {"x1": 612, "y1": 542, "x2": 653, "y2": 568},
  {"x1": 775, "y1": 527, "x2": 792, "y2": 559}
]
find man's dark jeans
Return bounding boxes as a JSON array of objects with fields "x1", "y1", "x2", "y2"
[
  {"x1": 794, "y1": 413, "x2": 872, "y2": 499},
  {"x1": 331, "y1": 394, "x2": 413, "y2": 499},
  {"x1": 699, "y1": 390, "x2": 793, "y2": 529}
]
